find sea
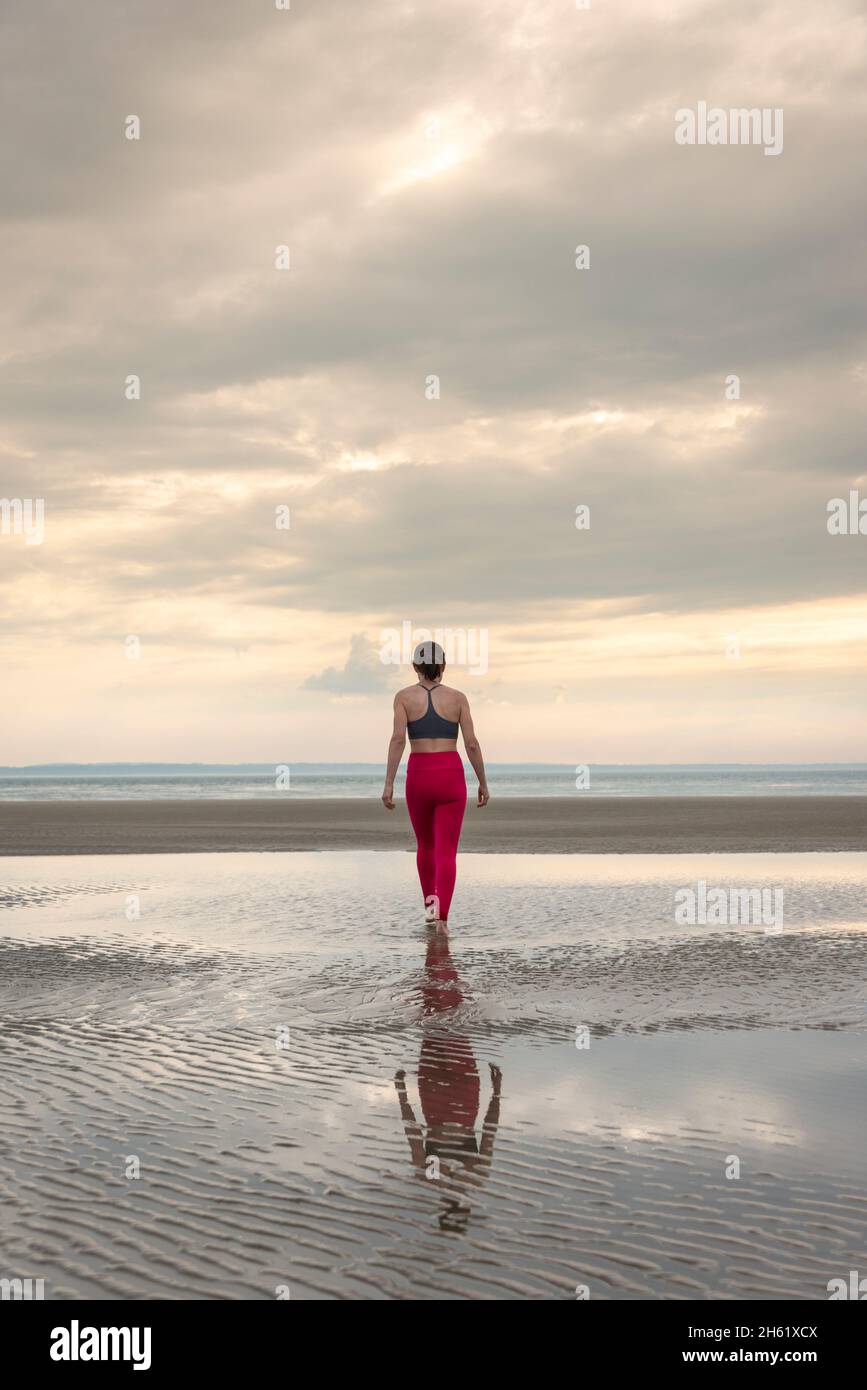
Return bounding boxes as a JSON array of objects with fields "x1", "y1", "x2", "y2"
[{"x1": 0, "y1": 763, "x2": 865, "y2": 800}]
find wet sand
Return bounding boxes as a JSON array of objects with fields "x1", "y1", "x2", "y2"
[
  {"x1": 1, "y1": 850, "x2": 866, "y2": 1300},
  {"x1": 1, "y1": 794, "x2": 865, "y2": 855}
]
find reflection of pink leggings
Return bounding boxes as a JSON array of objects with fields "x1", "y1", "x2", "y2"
[{"x1": 406, "y1": 752, "x2": 467, "y2": 921}]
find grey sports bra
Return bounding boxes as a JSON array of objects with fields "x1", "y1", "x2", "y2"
[{"x1": 407, "y1": 685, "x2": 459, "y2": 740}]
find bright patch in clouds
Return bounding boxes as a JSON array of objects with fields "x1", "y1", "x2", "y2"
[{"x1": 0, "y1": 0, "x2": 864, "y2": 762}]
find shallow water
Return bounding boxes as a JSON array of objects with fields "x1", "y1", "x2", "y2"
[{"x1": 1, "y1": 851, "x2": 865, "y2": 1300}]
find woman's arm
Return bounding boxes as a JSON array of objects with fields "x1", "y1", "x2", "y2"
[
  {"x1": 382, "y1": 694, "x2": 407, "y2": 809},
  {"x1": 459, "y1": 696, "x2": 490, "y2": 807}
]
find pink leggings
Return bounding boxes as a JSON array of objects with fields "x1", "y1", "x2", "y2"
[{"x1": 405, "y1": 752, "x2": 467, "y2": 921}]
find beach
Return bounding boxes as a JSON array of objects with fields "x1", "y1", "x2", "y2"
[
  {"x1": 1, "y1": 794, "x2": 865, "y2": 856},
  {"x1": 2, "y1": 848, "x2": 866, "y2": 1300},
  {"x1": 4, "y1": 0, "x2": 867, "y2": 1330},
  {"x1": 2, "y1": 783, "x2": 866, "y2": 1302}
]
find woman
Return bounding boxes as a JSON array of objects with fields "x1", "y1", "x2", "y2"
[{"x1": 382, "y1": 640, "x2": 489, "y2": 925}]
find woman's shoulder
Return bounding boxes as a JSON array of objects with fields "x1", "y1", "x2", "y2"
[
  {"x1": 396, "y1": 683, "x2": 466, "y2": 702},
  {"x1": 396, "y1": 684, "x2": 423, "y2": 706},
  {"x1": 437, "y1": 683, "x2": 467, "y2": 703}
]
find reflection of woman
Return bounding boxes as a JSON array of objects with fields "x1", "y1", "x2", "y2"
[
  {"x1": 381, "y1": 641, "x2": 489, "y2": 926},
  {"x1": 395, "y1": 931, "x2": 502, "y2": 1230}
]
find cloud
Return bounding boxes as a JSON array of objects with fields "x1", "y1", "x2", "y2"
[
  {"x1": 304, "y1": 633, "x2": 391, "y2": 695},
  {"x1": 1, "y1": 0, "x2": 866, "y2": 758}
]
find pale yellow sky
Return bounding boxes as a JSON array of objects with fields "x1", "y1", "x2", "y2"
[{"x1": 1, "y1": 0, "x2": 866, "y2": 764}]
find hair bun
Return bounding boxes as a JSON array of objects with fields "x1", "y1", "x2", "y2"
[{"x1": 412, "y1": 639, "x2": 445, "y2": 681}]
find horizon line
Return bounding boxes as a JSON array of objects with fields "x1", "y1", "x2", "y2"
[{"x1": 2, "y1": 762, "x2": 866, "y2": 773}]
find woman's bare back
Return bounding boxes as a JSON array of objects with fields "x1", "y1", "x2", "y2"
[{"x1": 400, "y1": 682, "x2": 464, "y2": 727}]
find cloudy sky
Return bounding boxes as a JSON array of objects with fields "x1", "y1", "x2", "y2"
[{"x1": 1, "y1": 0, "x2": 865, "y2": 764}]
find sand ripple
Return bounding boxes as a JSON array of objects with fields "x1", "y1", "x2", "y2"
[{"x1": 1, "y1": 851, "x2": 865, "y2": 1299}]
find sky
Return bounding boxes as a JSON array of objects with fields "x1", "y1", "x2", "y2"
[{"x1": 1, "y1": 0, "x2": 866, "y2": 764}]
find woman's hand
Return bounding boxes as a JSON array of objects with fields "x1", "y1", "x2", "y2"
[
  {"x1": 477, "y1": 784, "x2": 490, "y2": 808},
  {"x1": 382, "y1": 783, "x2": 395, "y2": 810}
]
